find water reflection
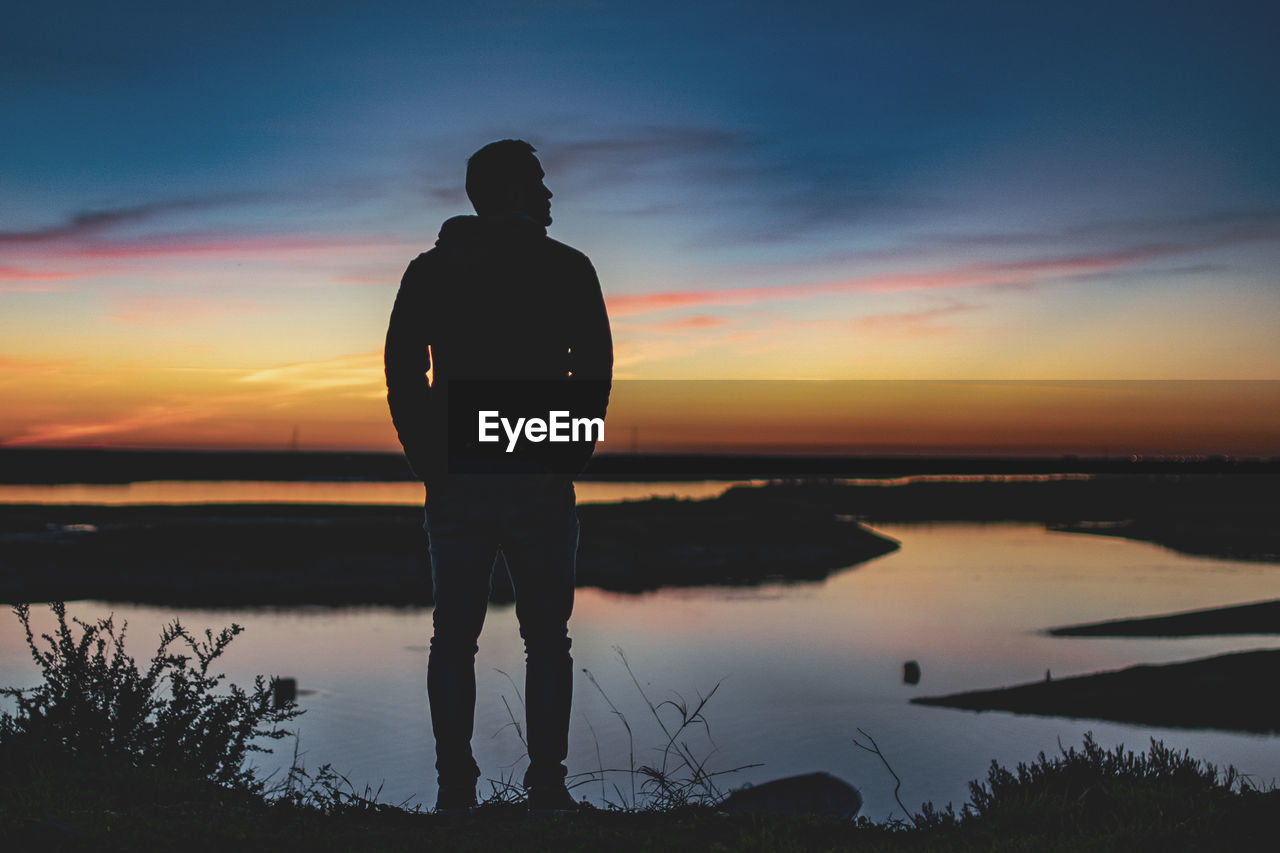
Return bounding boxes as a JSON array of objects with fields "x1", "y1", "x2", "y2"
[
  {"x1": 0, "y1": 480, "x2": 764, "y2": 506},
  {"x1": 2, "y1": 522, "x2": 1277, "y2": 820}
]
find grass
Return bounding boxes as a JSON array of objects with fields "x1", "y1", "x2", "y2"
[
  {"x1": 576, "y1": 647, "x2": 760, "y2": 811},
  {"x1": 486, "y1": 647, "x2": 756, "y2": 809},
  {"x1": 2, "y1": 603, "x2": 1278, "y2": 851}
]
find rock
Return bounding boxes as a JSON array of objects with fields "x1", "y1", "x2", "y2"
[
  {"x1": 272, "y1": 677, "x2": 297, "y2": 709},
  {"x1": 903, "y1": 660, "x2": 921, "y2": 685},
  {"x1": 719, "y1": 772, "x2": 862, "y2": 819}
]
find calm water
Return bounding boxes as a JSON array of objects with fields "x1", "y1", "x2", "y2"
[
  {"x1": 0, "y1": 480, "x2": 766, "y2": 506},
  {"x1": 0, "y1": 474, "x2": 1078, "y2": 506},
  {"x1": 2, "y1": 515, "x2": 1277, "y2": 819}
]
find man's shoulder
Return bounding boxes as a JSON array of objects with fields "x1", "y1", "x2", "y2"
[
  {"x1": 400, "y1": 247, "x2": 448, "y2": 282},
  {"x1": 399, "y1": 233, "x2": 593, "y2": 284},
  {"x1": 540, "y1": 236, "x2": 593, "y2": 270}
]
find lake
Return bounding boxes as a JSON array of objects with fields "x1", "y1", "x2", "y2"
[{"x1": 2, "y1": 501, "x2": 1277, "y2": 820}]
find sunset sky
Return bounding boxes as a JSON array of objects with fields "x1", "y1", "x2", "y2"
[{"x1": 3, "y1": 1, "x2": 1278, "y2": 454}]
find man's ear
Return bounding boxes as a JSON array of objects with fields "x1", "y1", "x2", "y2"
[{"x1": 496, "y1": 186, "x2": 522, "y2": 215}]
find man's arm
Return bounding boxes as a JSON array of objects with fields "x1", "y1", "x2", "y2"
[
  {"x1": 384, "y1": 257, "x2": 435, "y2": 480},
  {"x1": 565, "y1": 254, "x2": 613, "y2": 471},
  {"x1": 568, "y1": 255, "x2": 614, "y2": 389}
]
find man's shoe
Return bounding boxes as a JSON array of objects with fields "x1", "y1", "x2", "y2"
[
  {"x1": 434, "y1": 783, "x2": 477, "y2": 814},
  {"x1": 526, "y1": 784, "x2": 578, "y2": 815}
]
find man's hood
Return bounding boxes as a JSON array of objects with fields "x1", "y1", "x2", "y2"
[{"x1": 435, "y1": 214, "x2": 546, "y2": 251}]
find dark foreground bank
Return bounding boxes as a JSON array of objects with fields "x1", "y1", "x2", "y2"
[
  {"x1": 5, "y1": 595, "x2": 1279, "y2": 851},
  {"x1": 4, "y1": 741, "x2": 1277, "y2": 853}
]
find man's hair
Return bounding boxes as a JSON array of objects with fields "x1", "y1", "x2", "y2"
[{"x1": 465, "y1": 139, "x2": 539, "y2": 215}]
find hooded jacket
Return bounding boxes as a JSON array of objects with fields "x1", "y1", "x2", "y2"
[{"x1": 384, "y1": 214, "x2": 613, "y2": 483}]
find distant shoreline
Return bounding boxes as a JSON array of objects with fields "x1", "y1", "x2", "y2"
[
  {"x1": 2, "y1": 475, "x2": 1277, "y2": 606},
  {"x1": 2, "y1": 447, "x2": 1277, "y2": 484}
]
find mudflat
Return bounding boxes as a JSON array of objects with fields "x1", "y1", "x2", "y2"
[
  {"x1": 1051, "y1": 599, "x2": 1280, "y2": 637},
  {"x1": 913, "y1": 649, "x2": 1280, "y2": 734},
  {"x1": 0, "y1": 487, "x2": 898, "y2": 606}
]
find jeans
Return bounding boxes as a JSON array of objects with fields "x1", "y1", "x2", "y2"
[{"x1": 423, "y1": 475, "x2": 578, "y2": 790}]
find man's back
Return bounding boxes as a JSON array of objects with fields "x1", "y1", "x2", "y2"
[
  {"x1": 399, "y1": 214, "x2": 608, "y2": 380},
  {"x1": 385, "y1": 213, "x2": 611, "y2": 481}
]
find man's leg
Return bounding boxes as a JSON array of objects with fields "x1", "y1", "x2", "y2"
[
  {"x1": 499, "y1": 482, "x2": 579, "y2": 793},
  {"x1": 424, "y1": 501, "x2": 498, "y2": 801}
]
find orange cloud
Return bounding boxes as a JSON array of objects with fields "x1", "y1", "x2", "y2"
[
  {"x1": 1, "y1": 349, "x2": 395, "y2": 449},
  {"x1": 613, "y1": 337, "x2": 717, "y2": 373},
  {"x1": 236, "y1": 350, "x2": 385, "y2": 394},
  {"x1": 850, "y1": 302, "x2": 975, "y2": 338},
  {"x1": 105, "y1": 295, "x2": 264, "y2": 326},
  {"x1": 0, "y1": 354, "x2": 73, "y2": 376},
  {"x1": 613, "y1": 314, "x2": 731, "y2": 333},
  {"x1": 654, "y1": 314, "x2": 729, "y2": 330},
  {"x1": 3, "y1": 404, "x2": 213, "y2": 447}
]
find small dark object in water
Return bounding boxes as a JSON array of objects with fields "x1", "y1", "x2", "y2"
[
  {"x1": 903, "y1": 660, "x2": 921, "y2": 685},
  {"x1": 272, "y1": 677, "x2": 297, "y2": 709},
  {"x1": 719, "y1": 772, "x2": 862, "y2": 819}
]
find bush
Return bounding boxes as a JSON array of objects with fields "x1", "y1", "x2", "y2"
[
  {"x1": 0, "y1": 602, "x2": 299, "y2": 791},
  {"x1": 968, "y1": 733, "x2": 1244, "y2": 820},
  {"x1": 914, "y1": 732, "x2": 1264, "y2": 846}
]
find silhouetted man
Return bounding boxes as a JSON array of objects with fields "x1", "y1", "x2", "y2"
[{"x1": 384, "y1": 140, "x2": 612, "y2": 813}]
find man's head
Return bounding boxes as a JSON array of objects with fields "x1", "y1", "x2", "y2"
[{"x1": 465, "y1": 139, "x2": 553, "y2": 227}]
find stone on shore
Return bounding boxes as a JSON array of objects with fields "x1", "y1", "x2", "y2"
[{"x1": 719, "y1": 772, "x2": 862, "y2": 819}]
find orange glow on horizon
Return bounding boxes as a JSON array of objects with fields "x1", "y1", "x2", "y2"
[{"x1": 3, "y1": 371, "x2": 1276, "y2": 456}]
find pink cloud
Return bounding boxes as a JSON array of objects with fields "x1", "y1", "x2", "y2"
[
  {"x1": 3, "y1": 232, "x2": 412, "y2": 285},
  {"x1": 333, "y1": 272, "x2": 395, "y2": 285},
  {"x1": 605, "y1": 245, "x2": 1181, "y2": 318},
  {"x1": 70, "y1": 232, "x2": 405, "y2": 260},
  {"x1": 0, "y1": 266, "x2": 77, "y2": 291},
  {"x1": 0, "y1": 266, "x2": 78, "y2": 281},
  {"x1": 0, "y1": 283, "x2": 67, "y2": 294},
  {"x1": 634, "y1": 314, "x2": 731, "y2": 331}
]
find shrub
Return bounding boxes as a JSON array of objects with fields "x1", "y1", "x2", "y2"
[
  {"x1": 914, "y1": 732, "x2": 1258, "y2": 842},
  {"x1": 0, "y1": 602, "x2": 299, "y2": 791}
]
